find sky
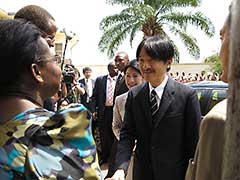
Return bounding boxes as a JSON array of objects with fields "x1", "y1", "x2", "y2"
[{"x1": 0, "y1": 0, "x2": 232, "y2": 65}]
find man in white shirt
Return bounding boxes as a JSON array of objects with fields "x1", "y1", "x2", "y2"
[
  {"x1": 79, "y1": 67, "x2": 95, "y2": 111},
  {"x1": 91, "y1": 62, "x2": 118, "y2": 166}
]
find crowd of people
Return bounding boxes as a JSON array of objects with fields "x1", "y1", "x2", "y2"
[
  {"x1": 169, "y1": 71, "x2": 220, "y2": 83},
  {"x1": 0, "y1": 2, "x2": 235, "y2": 180}
]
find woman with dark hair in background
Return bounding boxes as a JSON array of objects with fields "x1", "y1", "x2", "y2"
[
  {"x1": 112, "y1": 59, "x2": 144, "y2": 180},
  {"x1": 0, "y1": 19, "x2": 101, "y2": 180},
  {"x1": 112, "y1": 59, "x2": 144, "y2": 140}
]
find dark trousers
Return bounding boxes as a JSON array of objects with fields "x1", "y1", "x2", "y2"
[
  {"x1": 105, "y1": 136, "x2": 118, "y2": 178},
  {"x1": 98, "y1": 106, "x2": 114, "y2": 164}
]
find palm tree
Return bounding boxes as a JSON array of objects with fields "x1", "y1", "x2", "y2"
[{"x1": 98, "y1": 0, "x2": 215, "y2": 62}]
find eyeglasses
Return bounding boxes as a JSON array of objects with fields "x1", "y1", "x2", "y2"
[{"x1": 35, "y1": 55, "x2": 62, "y2": 65}]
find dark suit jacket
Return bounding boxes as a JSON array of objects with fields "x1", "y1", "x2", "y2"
[
  {"x1": 114, "y1": 74, "x2": 128, "y2": 101},
  {"x1": 91, "y1": 75, "x2": 107, "y2": 123},
  {"x1": 115, "y1": 78, "x2": 201, "y2": 180},
  {"x1": 79, "y1": 78, "x2": 95, "y2": 111}
]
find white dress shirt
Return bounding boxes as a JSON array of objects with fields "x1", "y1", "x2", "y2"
[{"x1": 149, "y1": 75, "x2": 168, "y2": 107}]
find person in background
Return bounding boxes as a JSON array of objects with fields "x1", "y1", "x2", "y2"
[
  {"x1": 105, "y1": 51, "x2": 130, "y2": 178},
  {"x1": 14, "y1": 5, "x2": 58, "y2": 111},
  {"x1": 110, "y1": 36, "x2": 201, "y2": 180},
  {"x1": 112, "y1": 59, "x2": 144, "y2": 140},
  {"x1": 91, "y1": 62, "x2": 118, "y2": 166},
  {"x1": 0, "y1": 19, "x2": 102, "y2": 180},
  {"x1": 185, "y1": 4, "x2": 232, "y2": 180},
  {"x1": 113, "y1": 52, "x2": 129, "y2": 99},
  {"x1": 112, "y1": 59, "x2": 145, "y2": 180},
  {"x1": 60, "y1": 66, "x2": 85, "y2": 107},
  {"x1": 72, "y1": 67, "x2": 85, "y2": 103},
  {"x1": 79, "y1": 66, "x2": 95, "y2": 111}
]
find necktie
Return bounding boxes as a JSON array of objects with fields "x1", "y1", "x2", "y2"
[
  {"x1": 106, "y1": 78, "x2": 114, "y2": 106},
  {"x1": 150, "y1": 89, "x2": 158, "y2": 123},
  {"x1": 86, "y1": 79, "x2": 90, "y2": 103}
]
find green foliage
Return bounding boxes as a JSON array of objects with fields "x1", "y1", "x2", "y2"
[
  {"x1": 205, "y1": 53, "x2": 222, "y2": 75},
  {"x1": 99, "y1": 0, "x2": 215, "y2": 62}
]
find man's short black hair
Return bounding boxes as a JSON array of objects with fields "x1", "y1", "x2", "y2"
[
  {"x1": 83, "y1": 67, "x2": 92, "y2": 74},
  {"x1": 136, "y1": 36, "x2": 174, "y2": 64},
  {"x1": 14, "y1": 5, "x2": 55, "y2": 34}
]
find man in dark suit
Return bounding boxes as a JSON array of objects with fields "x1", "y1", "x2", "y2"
[
  {"x1": 105, "y1": 52, "x2": 130, "y2": 178},
  {"x1": 114, "y1": 52, "x2": 129, "y2": 99},
  {"x1": 79, "y1": 67, "x2": 95, "y2": 111},
  {"x1": 111, "y1": 36, "x2": 201, "y2": 180},
  {"x1": 91, "y1": 62, "x2": 118, "y2": 165}
]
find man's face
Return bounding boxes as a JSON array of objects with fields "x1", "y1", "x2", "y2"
[
  {"x1": 44, "y1": 19, "x2": 57, "y2": 47},
  {"x1": 138, "y1": 48, "x2": 171, "y2": 87},
  {"x1": 108, "y1": 64, "x2": 118, "y2": 77},
  {"x1": 219, "y1": 18, "x2": 230, "y2": 83},
  {"x1": 84, "y1": 70, "x2": 92, "y2": 79},
  {"x1": 114, "y1": 53, "x2": 129, "y2": 72}
]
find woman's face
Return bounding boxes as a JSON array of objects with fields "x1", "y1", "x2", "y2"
[
  {"x1": 125, "y1": 67, "x2": 144, "y2": 89},
  {"x1": 36, "y1": 37, "x2": 62, "y2": 98}
]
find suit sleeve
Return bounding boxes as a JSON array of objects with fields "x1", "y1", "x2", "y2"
[
  {"x1": 189, "y1": 103, "x2": 226, "y2": 180},
  {"x1": 184, "y1": 88, "x2": 202, "y2": 159},
  {"x1": 114, "y1": 91, "x2": 136, "y2": 173},
  {"x1": 112, "y1": 96, "x2": 123, "y2": 140}
]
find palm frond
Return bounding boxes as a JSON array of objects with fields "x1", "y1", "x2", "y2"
[
  {"x1": 154, "y1": 0, "x2": 201, "y2": 13},
  {"x1": 100, "y1": 5, "x2": 154, "y2": 31},
  {"x1": 106, "y1": 0, "x2": 142, "y2": 6},
  {"x1": 107, "y1": 27, "x2": 132, "y2": 57},
  {"x1": 169, "y1": 25, "x2": 200, "y2": 59},
  {"x1": 129, "y1": 22, "x2": 142, "y2": 47},
  {"x1": 98, "y1": 19, "x2": 136, "y2": 57},
  {"x1": 159, "y1": 12, "x2": 215, "y2": 37},
  {"x1": 100, "y1": 13, "x2": 133, "y2": 30},
  {"x1": 120, "y1": 5, "x2": 155, "y2": 21}
]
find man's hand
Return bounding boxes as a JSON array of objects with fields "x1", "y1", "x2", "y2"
[{"x1": 92, "y1": 112, "x2": 97, "y2": 121}]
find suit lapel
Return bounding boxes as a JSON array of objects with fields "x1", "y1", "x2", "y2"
[
  {"x1": 138, "y1": 83, "x2": 153, "y2": 128},
  {"x1": 103, "y1": 75, "x2": 107, "y2": 95},
  {"x1": 153, "y1": 78, "x2": 175, "y2": 128}
]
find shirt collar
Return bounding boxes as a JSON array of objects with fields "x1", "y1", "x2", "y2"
[
  {"x1": 149, "y1": 75, "x2": 168, "y2": 99},
  {"x1": 108, "y1": 75, "x2": 116, "y2": 81}
]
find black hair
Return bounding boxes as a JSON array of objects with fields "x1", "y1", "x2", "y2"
[
  {"x1": 136, "y1": 36, "x2": 174, "y2": 64},
  {"x1": 83, "y1": 67, "x2": 92, "y2": 74},
  {"x1": 0, "y1": 19, "x2": 42, "y2": 89},
  {"x1": 107, "y1": 62, "x2": 115, "y2": 69},
  {"x1": 14, "y1": 5, "x2": 55, "y2": 34},
  {"x1": 124, "y1": 59, "x2": 141, "y2": 75}
]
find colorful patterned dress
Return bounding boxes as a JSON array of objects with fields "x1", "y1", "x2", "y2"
[{"x1": 0, "y1": 104, "x2": 102, "y2": 180}]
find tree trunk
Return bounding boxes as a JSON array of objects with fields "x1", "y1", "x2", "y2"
[{"x1": 222, "y1": 0, "x2": 240, "y2": 179}]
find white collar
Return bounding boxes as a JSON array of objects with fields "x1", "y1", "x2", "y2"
[
  {"x1": 149, "y1": 75, "x2": 168, "y2": 99},
  {"x1": 107, "y1": 75, "x2": 116, "y2": 80}
]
